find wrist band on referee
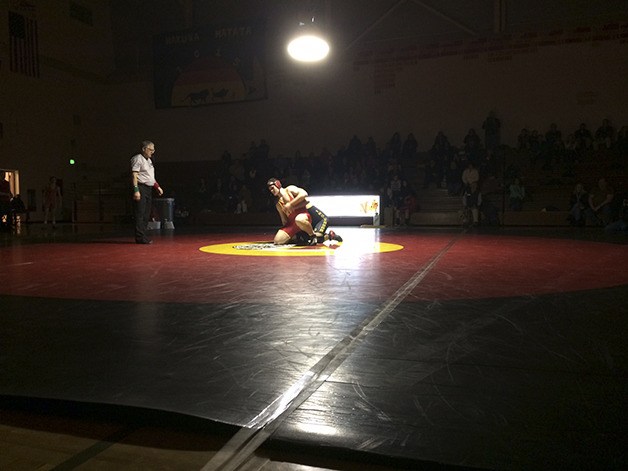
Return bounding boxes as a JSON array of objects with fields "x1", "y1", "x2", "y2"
[{"x1": 133, "y1": 185, "x2": 139, "y2": 192}]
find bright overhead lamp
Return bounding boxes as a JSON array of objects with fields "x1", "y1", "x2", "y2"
[{"x1": 287, "y1": 19, "x2": 330, "y2": 62}]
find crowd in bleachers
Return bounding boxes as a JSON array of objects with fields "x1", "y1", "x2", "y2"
[{"x1": 173, "y1": 115, "x2": 627, "y2": 231}]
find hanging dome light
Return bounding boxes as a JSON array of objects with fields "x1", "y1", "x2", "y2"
[{"x1": 287, "y1": 19, "x2": 330, "y2": 62}]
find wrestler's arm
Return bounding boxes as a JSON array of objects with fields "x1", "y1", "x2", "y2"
[
  {"x1": 285, "y1": 185, "x2": 309, "y2": 209},
  {"x1": 276, "y1": 201, "x2": 288, "y2": 225}
]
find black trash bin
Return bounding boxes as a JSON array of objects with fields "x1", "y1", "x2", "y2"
[{"x1": 154, "y1": 197, "x2": 175, "y2": 229}]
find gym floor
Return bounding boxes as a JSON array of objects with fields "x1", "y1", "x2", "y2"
[{"x1": 1, "y1": 224, "x2": 626, "y2": 470}]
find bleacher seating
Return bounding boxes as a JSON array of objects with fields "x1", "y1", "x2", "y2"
[
  {"x1": 410, "y1": 145, "x2": 625, "y2": 227},
  {"x1": 68, "y1": 140, "x2": 625, "y2": 228}
]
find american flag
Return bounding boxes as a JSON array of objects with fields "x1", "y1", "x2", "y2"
[{"x1": 8, "y1": 11, "x2": 40, "y2": 78}]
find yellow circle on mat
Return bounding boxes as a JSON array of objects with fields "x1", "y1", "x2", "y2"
[{"x1": 199, "y1": 241, "x2": 404, "y2": 256}]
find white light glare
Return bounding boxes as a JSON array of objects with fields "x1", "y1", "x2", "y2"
[{"x1": 287, "y1": 34, "x2": 330, "y2": 62}]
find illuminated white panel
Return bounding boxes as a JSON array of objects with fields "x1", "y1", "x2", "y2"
[{"x1": 308, "y1": 195, "x2": 380, "y2": 217}]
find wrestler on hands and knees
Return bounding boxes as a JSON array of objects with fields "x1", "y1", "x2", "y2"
[{"x1": 267, "y1": 178, "x2": 342, "y2": 246}]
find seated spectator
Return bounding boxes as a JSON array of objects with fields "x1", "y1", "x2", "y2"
[
  {"x1": 517, "y1": 128, "x2": 531, "y2": 151},
  {"x1": 574, "y1": 123, "x2": 593, "y2": 156},
  {"x1": 10, "y1": 194, "x2": 29, "y2": 225},
  {"x1": 587, "y1": 178, "x2": 614, "y2": 226},
  {"x1": 423, "y1": 157, "x2": 442, "y2": 189},
  {"x1": 594, "y1": 118, "x2": 615, "y2": 151},
  {"x1": 568, "y1": 183, "x2": 588, "y2": 226},
  {"x1": 209, "y1": 179, "x2": 227, "y2": 212},
  {"x1": 614, "y1": 125, "x2": 628, "y2": 160},
  {"x1": 508, "y1": 177, "x2": 526, "y2": 211},
  {"x1": 604, "y1": 195, "x2": 628, "y2": 234},
  {"x1": 236, "y1": 184, "x2": 251, "y2": 214}
]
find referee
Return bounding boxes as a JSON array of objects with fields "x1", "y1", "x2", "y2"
[{"x1": 131, "y1": 140, "x2": 163, "y2": 244}]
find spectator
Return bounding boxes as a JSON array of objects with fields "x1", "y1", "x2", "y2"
[
  {"x1": 194, "y1": 177, "x2": 208, "y2": 211},
  {"x1": 461, "y1": 161, "x2": 481, "y2": 226},
  {"x1": 257, "y1": 139, "x2": 270, "y2": 160},
  {"x1": 236, "y1": 184, "x2": 251, "y2": 214},
  {"x1": 432, "y1": 131, "x2": 451, "y2": 158},
  {"x1": 364, "y1": 136, "x2": 377, "y2": 158},
  {"x1": 604, "y1": 195, "x2": 628, "y2": 234},
  {"x1": 482, "y1": 111, "x2": 501, "y2": 156},
  {"x1": 10, "y1": 193, "x2": 29, "y2": 225},
  {"x1": 430, "y1": 131, "x2": 451, "y2": 186},
  {"x1": 43, "y1": 176, "x2": 62, "y2": 226},
  {"x1": 574, "y1": 123, "x2": 593, "y2": 156},
  {"x1": 226, "y1": 175, "x2": 241, "y2": 212},
  {"x1": 594, "y1": 118, "x2": 615, "y2": 151},
  {"x1": 568, "y1": 182, "x2": 588, "y2": 226},
  {"x1": 423, "y1": 157, "x2": 442, "y2": 189},
  {"x1": 387, "y1": 173, "x2": 402, "y2": 207},
  {"x1": 543, "y1": 123, "x2": 564, "y2": 169},
  {"x1": 347, "y1": 134, "x2": 363, "y2": 161},
  {"x1": 445, "y1": 156, "x2": 463, "y2": 196},
  {"x1": 615, "y1": 126, "x2": 628, "y2": 158},
  {"x1": 399, "y1": 190, "x2": 418, "y2": 225},
  {"x1": 209, "y1": 178, "x2": 227, "y2": 212},
  {"x1": 528, "y1": 130, "x2": 542, "y2": 168},
  {"x1": 387, "y1": 132, "x2": 402, "y2": 159},
  {"x1": 402, "y1": 133, "x2": 418, "y2": 160},
  {"x1": 587, "y1": 178, "x2": 614, "y2": 226},
  {"x1": 508, "y1": 177, "x2": 526, "y2": 211},
  {"x1": 517, "y1": 128, "x2": 531, "y2": 151},
  {"x1": 0, "y1": 172, "x2": 12, "y2": 230},
  {"x1": 463, "y1": 128, "x2": 482, "y2": 164}
]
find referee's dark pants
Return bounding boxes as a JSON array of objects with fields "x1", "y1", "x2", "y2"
[{"x1": 134, "y1": 185, "x2": 152, "y2": 242}]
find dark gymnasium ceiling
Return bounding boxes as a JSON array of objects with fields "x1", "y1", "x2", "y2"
[{"x1": 110, "y1": 0, "x2": 628, "y2": 73}]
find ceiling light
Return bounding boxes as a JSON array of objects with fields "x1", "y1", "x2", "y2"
[{"x1": 287, "y1": 19, "x2": 330, "y2": 62}]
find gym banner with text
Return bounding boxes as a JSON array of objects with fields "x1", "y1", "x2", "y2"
[{"x1": 153, "y1": 21, "x2": 267, "y2": 109}]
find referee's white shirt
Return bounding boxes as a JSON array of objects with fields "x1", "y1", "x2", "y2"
[{"x1": 131, "y1": 154, "x2": 156, "y2": 186}]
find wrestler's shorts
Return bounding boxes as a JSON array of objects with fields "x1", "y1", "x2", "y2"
[
  {"x1": 281, "y1": 209, "x2": 311, "y2": 238},
  {"x1": 307, "y1": 205, "x2": 329, "y2": 234}
]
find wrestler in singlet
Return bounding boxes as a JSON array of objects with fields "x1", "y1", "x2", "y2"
[{"x1": 278, "y1": 187, "x2": 311, "y2": 238}]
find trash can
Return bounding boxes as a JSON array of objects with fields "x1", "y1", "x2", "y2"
[{"x1": 154, "y1": 198, "x2": 175, "y2": 229}]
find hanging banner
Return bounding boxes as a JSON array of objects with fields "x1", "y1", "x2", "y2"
[
  {"x1": 153, "y1": 21, "x2": 267, "y2": 109},
  {"x1": 8, "y1": 0, "x2": 40, "y2": 78}
]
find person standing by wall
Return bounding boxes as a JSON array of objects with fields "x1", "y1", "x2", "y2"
[
  {"x1": 461, "y1": 161, "x2": 481, "y2": 226},
  {"x1": 43, "y1": 176, "x2": 62, "y2": 226},
  {"x1": 0, "y1": 172, "x2": 13, "y2": 230},
  {"x1": 131, "y1": 140, "x2": 163, "y2": 244}
]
